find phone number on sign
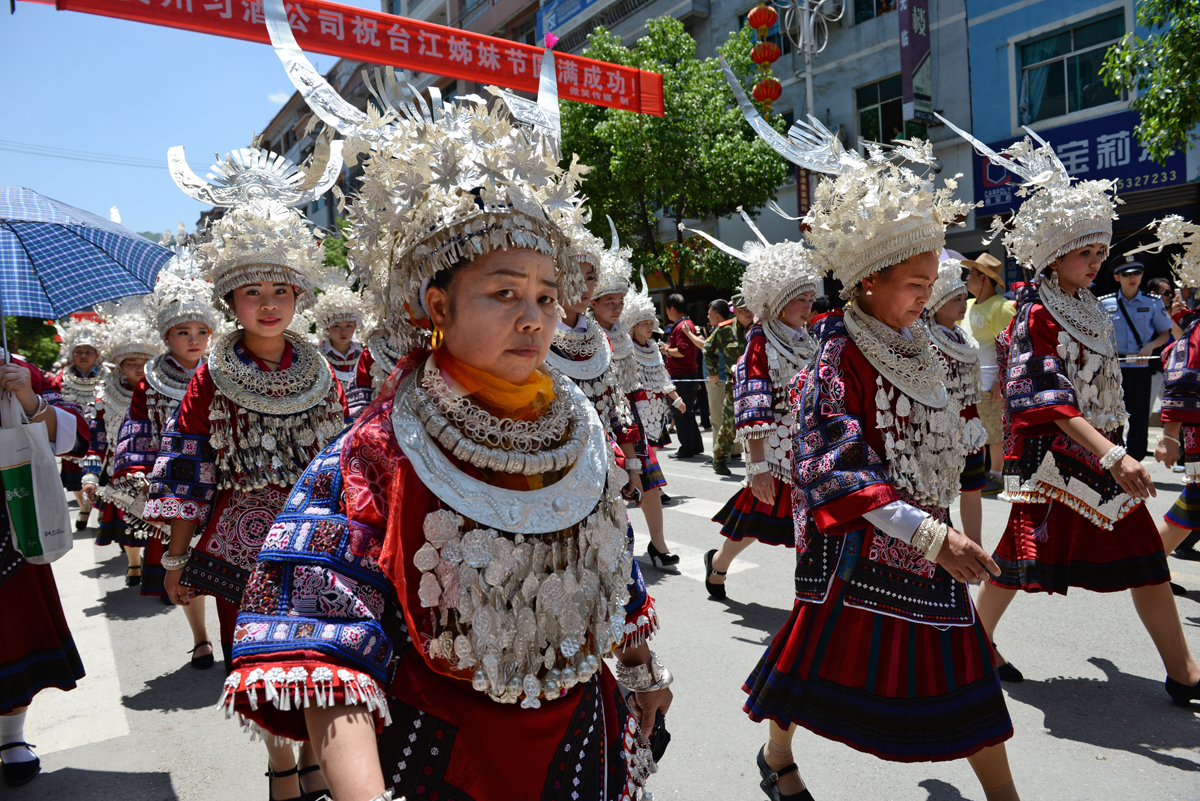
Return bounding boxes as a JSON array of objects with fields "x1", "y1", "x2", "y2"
[{"x1": 1115, "y1": 170, "x2": 1178, "y2": 190}]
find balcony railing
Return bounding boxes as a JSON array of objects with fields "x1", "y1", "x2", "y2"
[{"x1": 456, "y1": 0, "x2": 492, "y2": 27}]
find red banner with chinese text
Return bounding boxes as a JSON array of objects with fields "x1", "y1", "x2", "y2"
[{"x1": 20, "y1": 0, "x2": 665, "y2": 116}]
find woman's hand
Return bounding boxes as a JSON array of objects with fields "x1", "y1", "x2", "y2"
[
  {"x1": 0, "y1": 363, "x2": 39, "y2": 414},
  {"x1": 624, "y1": 470, "x2": 644, "y2": 508},
  {"x1": 1156, "y1": 437, "x2": 1181, "y2": 467},
  {"x1": 989, "y1": 381, "x2": 1002, "y2": 403},
  {"x1": 750, "y1": 471, "x2": 775, "y2": 505},
  {"x1": 1111, "y1": 454, "x2": 1156, "y2": 499},
  {"x1": 935, "y1": 527, "x2": 1000, "y2": 584},
  {"x1": 82, "y1": 482, "x2": 98, "y2": 504},
  {"x1": 629, "y1": 687, "x2": 673, "y2": 736},
  {"x1": 164, "y1": 568, "x2": 194, "y2": 606}
]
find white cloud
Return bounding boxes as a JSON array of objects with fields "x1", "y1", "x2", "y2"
[{"x1": 268, "y1": 91, "x2": 291, "y2": 104}]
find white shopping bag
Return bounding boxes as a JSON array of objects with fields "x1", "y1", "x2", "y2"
[{"x1": 0, "y1": 391, "x2": 73, "y2": 564}]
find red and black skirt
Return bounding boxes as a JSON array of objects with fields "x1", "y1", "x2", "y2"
[
  {"x1": 0, "y1": 540, "x2": 85, "y2": 714},
  {"x1": 713, "y1": 475, "x2": 793, "y2": 547},
  {"x1": 742, "y1": 574, "x2": 1012, "y2": 763},
  {"x1": 991, "y1": 501, "x2": 1170, "y2": 594},
  {"x1": 1166, "y1": 483, "x2": 1200, "y2": 531}
]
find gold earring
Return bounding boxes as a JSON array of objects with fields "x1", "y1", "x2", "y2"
[{"x1": 431, "y1": 327, "x2": 444, "y2": 349}]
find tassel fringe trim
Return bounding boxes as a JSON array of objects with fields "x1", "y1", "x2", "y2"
[{"x1": 219, "y1": 665, "x2": 393, "y2": 728}]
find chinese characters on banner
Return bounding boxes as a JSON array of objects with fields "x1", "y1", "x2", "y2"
[
  {"x1": 899, "y1": 0, "x2": 933, "y2": 123},
  {"x1": 22, "y1": 0, "x2": 664, "y2": 116},
  {"x1": 975, "y1": 110, "x2": 1187, "y2": 213}
]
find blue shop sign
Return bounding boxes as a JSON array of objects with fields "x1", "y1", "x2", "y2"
[
  {"x1": 974, "y1": 110, "x2": 1187, "y2": 214},
  {"x1": 537, "y1": 0, "x2": 602, "y2": 43}
]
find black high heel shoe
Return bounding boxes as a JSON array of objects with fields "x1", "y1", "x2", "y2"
[
  {"x1": 189, "y1": 640, "x2": 215, "y2": 671},
  {"x1": 266, "y1": 765, "x2": 302, "y2": 801},
  {"x1": 646, "y1": 542, "x2": 680, "y2": 567},
  {"x1": 704, "y1": 549, "x2": 727, "y2": 600},
  {"x1": 756, "y1": 746, "x2": 814, "y2": 801},
  {"x1": 125, "y1": 566, "x2": 142, "y2": 587},
  {"x1": 0, "y1": 742, "x2": 40, "y2": 787},
  {"x1": 1165, "y1": 676, "x2": 1200, "y2": 706}
]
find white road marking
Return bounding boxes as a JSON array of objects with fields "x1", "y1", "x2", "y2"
[
  {"x1": 25, "y1": 533, "x2": 129, "y2": 754},
  {"x1": 632, "y1": 495, "x2": 759, "y2": 583}
]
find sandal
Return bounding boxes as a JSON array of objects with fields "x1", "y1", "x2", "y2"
[
  {"x1": 125, "y1": 566, "x2": 142, "y2": 587},
  {"x1": 265, "y1": 765, "x2": 301, "y2": 801},
  {"x1": 0, "y1": 742, "x2": 41, "y2": 787},
  {"x1": 756, "y1": 746, "x2": 813, "y2": 801},
  {"x1": 189, "y1": 640, "x2": 215, "y2": 671},
  {"x1": 298, "y1": 764, "x2": 330, "y2": 801}
]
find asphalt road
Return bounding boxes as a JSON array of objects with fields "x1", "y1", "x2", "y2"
[{"x1": 13, "y1": 428, "x2": 1200, "y2": 800}]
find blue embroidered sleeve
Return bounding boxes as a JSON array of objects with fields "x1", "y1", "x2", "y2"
[
  {"x1": 144, "y1": 415, "x2": 218, "y2": 525},
  {"x1": 112, "y1": 418, "x2": 159, "y2": 477}
]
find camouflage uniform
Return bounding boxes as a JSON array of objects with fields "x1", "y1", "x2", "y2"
[{"x1": 704, "y1": 318, "x2": 747, "y2": 463}]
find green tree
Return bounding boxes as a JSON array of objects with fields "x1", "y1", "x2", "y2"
[
  {"x1": 1102, "y1": 0, "x2": 1200, "y2": 164},
  {"x1": 561, "y1": 19, "x2": 788, "y2": 290},
  {"x1": 321, "y1": 217, "x2": 350, "y2": 272},
  {"x1": 3, "y1": 317, "x2": 59, "y2": 370}
]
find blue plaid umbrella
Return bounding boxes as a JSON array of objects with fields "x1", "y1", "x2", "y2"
[{"x1": 0, "y1": 186, "x2": 173, "y2": 357}]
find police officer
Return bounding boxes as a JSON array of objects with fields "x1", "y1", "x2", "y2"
[{"x1": 1100, "y1": 255, "x2": 1172, "y2": 461}]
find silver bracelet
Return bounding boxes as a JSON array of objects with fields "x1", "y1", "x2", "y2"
[
  {"x1": 614, "y1": 650, "x2": 673, "y2": 693},
  {"x1": 1099, "y1": 444, "x2": 1128, "y2": 471},
  {"x1": 671, "y1": 396, "x2": 686, "y2": 411},
  {"x1": 911, "y1": 516, "x2": 948, "y2": 562},
  {"x1": 625, "y1": 457, "x2": 643, "y2": 472},
  {"x1": 745, "y1": 461, "x2": 770, "y2": 477},
  {"x1": 161, "y1": 549, "x2": 192, "y2": 571},
  {"x1": 1159, "y1": 434, "x2": 1181, "y2": 447}
]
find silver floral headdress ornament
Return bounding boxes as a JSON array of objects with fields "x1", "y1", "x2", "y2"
[
  {"x1": 96, "y1": 296, "x2": 164, "y2": 366},
  {"x1": 621, "y1": 271, "x2": 659, "y2": 330},
  {"x1": 719, "y1": 55, "x2": 971, "y2": 300},
  {"x1": 937, "y1": 115, "x2": 1118, "y2": 275},
  {"x1": 147, "y1": 224, "x2": 222, "y2": 337},
  {"x1": 264, "y1": 0, "x2": 587, "y2": 354},
  {"x1": 927, "y1": 258, "x2": 968, "y2": 313},
  {"x1": 1125, "y1": 215, "x2": 1200, "y2": 290},
  {"x1": 54, "y1": 316, "x2": 106, "y2": 370},
  {"x1": 168, "y1": 130, "x2": 343, "y2": 314},
  {"x1": 593, "y1": 216, "x2": 634, "y2": 300},
  {"x1": 680, "y1": 207, "x2": 820, "y2": 322},
  {"x1": 312, "y1": 269, "x2": 372, "y2": 333}
]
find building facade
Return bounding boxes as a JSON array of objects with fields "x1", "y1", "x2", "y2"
[{"x1": 965, "y1": 0, "x2": 1200, "y2": 292}]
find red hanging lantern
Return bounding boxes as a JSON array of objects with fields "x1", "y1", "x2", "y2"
[
  {"x1": 747, "y1": 3, "x2": 778, "y2": 38},
  {"x1": 753, "y1": 76, "x2": 783, "y2": 112},
  {"x1": 751, "y1": 41, "x2": 782, "y2": 69}
]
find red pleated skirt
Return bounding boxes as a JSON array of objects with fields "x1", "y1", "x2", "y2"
[
  {"x1": 713, "y1": 476, "x2": 793, "y2": 546},
  {"x1": 991, "y1": 501, "x2": 1170, "y2": 594},
  {"x1": 0, "y1": 562, "x2": 85, "y2": 713},
  {"x1": 742, "y1": 576, "x2": 1012, "y2": 763}
]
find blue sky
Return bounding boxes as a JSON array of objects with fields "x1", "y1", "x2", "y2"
[{"x1": 0, "y1": 0, "x2": 378, "y2": 235}]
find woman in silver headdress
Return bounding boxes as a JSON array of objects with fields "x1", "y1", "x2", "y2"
[
  {"x1": 722, "y1": 63, "x2": 1017, "y2": 800},
  {"x1": 943, "y1": 119, "x2": 1200, "y2": 704}
]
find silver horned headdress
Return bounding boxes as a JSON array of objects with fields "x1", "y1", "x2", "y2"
[
  {"x1": 170, "y1": 137, "x2": 340, "y2": 313},
  {"x1": 719, "y1": 55, "x2": 971, "y2": 299},
  {"x1": 681, "y1": 207, "x2": 820, "y2": 322},
  {"x1": 937, "y1": 114, "x2": 1118, "y2": 275},
  {"x1": 1126, "y1": 215, "x2": 1200, "y2": 290},
  {"x1": 264, "y1": 0, "x2": 587, "y2": 357},
  {"x1": 621, "y1": 272, "x2": 659, "y2": 330},
  {"x1": 593, "y1": 216, "x2": 633, "y2": 300}
]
